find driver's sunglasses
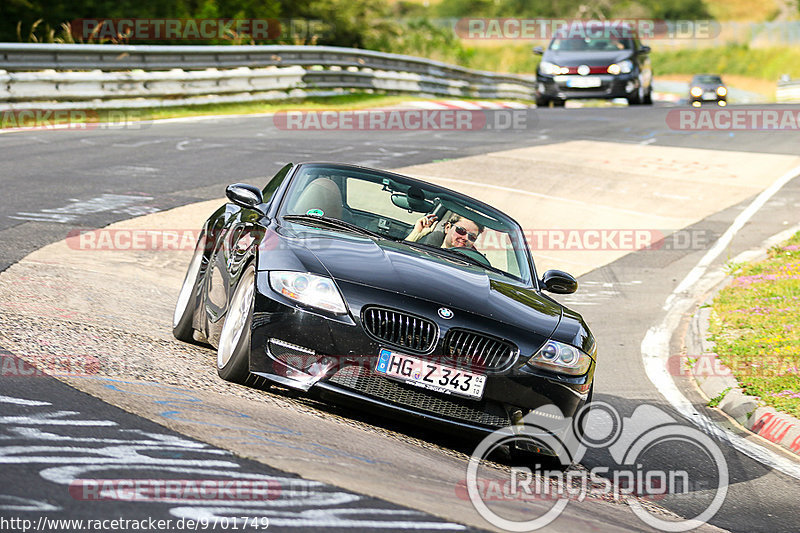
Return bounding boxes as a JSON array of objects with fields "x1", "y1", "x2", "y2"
[{"x1": 453, "y1": 225, "x2": 479, "y2": 242}]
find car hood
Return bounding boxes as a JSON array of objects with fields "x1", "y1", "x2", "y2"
[
  {"x1": 544, "y1": 50, "x2": 632, "y2": 66},
  {"x1": 284, "y1": 228, "x2": 562, "y2": 335}
]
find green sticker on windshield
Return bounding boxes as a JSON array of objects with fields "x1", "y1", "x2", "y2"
[{"x1": 306, "y1": 209, "x2": 324, "y2": 216}]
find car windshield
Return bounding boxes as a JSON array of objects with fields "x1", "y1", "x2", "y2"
[
  {"x1": 550, "y1": 35, "x2": 634, "y2": 51},
  {"x1": 693, "y1": 75, "x2": 723, "y2": 85},
  {"x1": 278, "y1": 164, "x2": 533, "y2": 284}
]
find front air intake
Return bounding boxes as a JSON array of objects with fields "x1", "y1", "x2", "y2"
[
  {"x1": 444, "y1": 329, "x2": 517, "y2": 372},
  {"x1": 361, "y1": 306, "x2": 438, "y2": 353}
]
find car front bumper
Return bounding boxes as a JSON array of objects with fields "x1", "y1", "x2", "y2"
[
  {"x1": 248, "y1": 272, "x2": 594, "y2": 437},
  {"x1": 537, "y1": 73, "x2": 639, "y2": 100}
]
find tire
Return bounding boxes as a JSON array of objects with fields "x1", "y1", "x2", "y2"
[
  {"x1": 510, "y1": 384, "x2": 594, "y2": 470},
  {"x1": 643, "y1": 85, "x2": 653, "y2": 105},
  {"x1": 535, "y1": 95, "x2": 549, "y2": 107},
  {"x1": 216, "y1": 263, "x2": 255, "y2": 384},
  {"x1": 628, "y1": 79, "x2": 647, "y2": 105},
  {"x1": 551, "y1": 99, "x2": 566, "y2": 107},
  {"x1": 576, "y1": 384, "x2": 594, "y2": 441},
  {"x1": 172, "y1": 235, "x2": 205, "y2": 342}
]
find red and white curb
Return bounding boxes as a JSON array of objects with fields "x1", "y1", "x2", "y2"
[{"x1": 406, "y1": 100, "x2": 530, "y2": 110}]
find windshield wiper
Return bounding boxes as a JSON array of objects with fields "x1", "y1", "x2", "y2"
[{"x1": 282, "y1": 214, "x2": 387, "y2": 240}]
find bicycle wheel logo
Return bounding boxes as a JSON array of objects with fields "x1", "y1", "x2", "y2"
[{"x1": 465, "y1": 402, "x2": 728, "y2": 531}]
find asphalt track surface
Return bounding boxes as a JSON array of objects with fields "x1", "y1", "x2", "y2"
[{"x1": 1, "y1": 103, "x2": 800, "y2": 532}]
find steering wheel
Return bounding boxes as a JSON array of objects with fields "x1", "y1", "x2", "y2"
[{"x1": 450, "y1": 246, "x2": 492, "y2": 267}]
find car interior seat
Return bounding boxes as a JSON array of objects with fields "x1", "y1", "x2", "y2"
[
  {"x1": 290, "y1": 177, "x2": 344, "y2": 219},
  {"x1": 419, "y1": 229, "x2": 445, "y2": 247}
]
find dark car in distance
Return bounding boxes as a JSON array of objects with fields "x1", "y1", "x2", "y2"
[
  {"x1": 173, "y1": 163, "x2": 596, "y2": 461},
  {"x1": 534, "y1": 22, "x2": 653, "y2": 106},
  {"x1": 689, "y1": 74, "x2": 727, "y2": 106}
]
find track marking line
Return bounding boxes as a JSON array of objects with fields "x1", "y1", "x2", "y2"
[{"x1": 641, "y1": 163, "x2": 800, "y2": 480}]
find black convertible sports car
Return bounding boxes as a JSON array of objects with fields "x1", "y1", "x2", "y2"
[{"x1": 173, "y1": 162, "x2": 596, "y2": 456}]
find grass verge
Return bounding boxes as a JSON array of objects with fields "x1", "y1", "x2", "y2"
[
  {"x1": 0, "y1": 93, "x2": 434, "y2": 129},
  {"x1": 709, "y1": 231, "x2": 800, "y2": 418},
  {"x1": 651, "y1": 45, "x2": 800, "y2": 82}
]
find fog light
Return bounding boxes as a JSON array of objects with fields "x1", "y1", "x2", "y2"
[
  {"x1": 625, "y1": 81, "x2": 635, "y2": 93},
  {"x1": 692, "y1": 101, "x2": 701, "y2": 107},
  {"x1": 268, "y1": 338, "x2": 319, "y2": 371},
  {"x1": 718, "y1": 100, "x2": 727, "y2": 107}
]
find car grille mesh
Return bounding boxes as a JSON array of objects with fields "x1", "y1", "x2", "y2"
[
  {"x1": 328, "y1": 366, "x2": 510, "y2": 428},
  {"x1": 362, "y1": 307, "x2": 437, "y2": 353},
  {"x1": 444, "y1": 330, "x2": 517, "y2": 372}
]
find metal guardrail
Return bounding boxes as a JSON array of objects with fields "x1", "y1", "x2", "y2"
[
  {"x1": 0, "y1": 43, "x2": 537, "y2": 109},
  {"x1": 776, "y1": 78, "x2": 800, "y2": 103}
]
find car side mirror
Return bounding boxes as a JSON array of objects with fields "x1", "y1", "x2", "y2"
[
  {"x1": 541, "y1": 269, "x2": 578, "y2": 294},
  {"x1": 638, "y1": 45, "x2": 651, "y2": 54},
  {"x1": 226, "y1": 183, "x2": 265, "y2": 212},
  {"x1": 533, "y1": 46, "x2": 544, "y2": 55}
]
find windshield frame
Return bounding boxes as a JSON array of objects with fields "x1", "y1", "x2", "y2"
[{"x1": 276, "y1": 163, "x2": 536, "y2": 287}]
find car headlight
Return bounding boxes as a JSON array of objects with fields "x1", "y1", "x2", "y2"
[
  {"x1": 690, "y1": 86, "x2": 703, "y2": 97},
  {"x1": 539, "y1": 61, "x2": 566, "y2": 76},
  {"x1": 716, "y1": 86, "x2": 727, "y2": 96},
  {"x1": 269, "y1": 271, "x2": 347, "y2": 314},
  {"x1": 526, "y1": 340, "x2": 592, "y2": 376},
  {"x1": 607, "y1": 60, "x2": 633, "y2": 75}
]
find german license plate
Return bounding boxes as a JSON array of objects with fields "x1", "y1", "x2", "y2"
[
  {"x1": 374, "y1": 348, "x2": 486, "y2": 400},
  {"x1": 566, "y1": 77, "x2": 601, "y2": 88},
  {"x1": 702, "y1": 92, "x2": 717, "y2": 100}
]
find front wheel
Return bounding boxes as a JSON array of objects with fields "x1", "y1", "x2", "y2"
[
  {"x1": 217, "y1": 264, "x2": 255, "y2": 384},
  {"x1": 642, "y1": 85, "x2": 653, "y2": 105}
]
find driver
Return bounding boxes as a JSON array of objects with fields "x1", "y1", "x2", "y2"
[{"x1": 406, "y1": 214, "x2": 484, "y2": 249}]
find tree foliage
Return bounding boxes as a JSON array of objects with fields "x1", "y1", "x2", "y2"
[{"x1": 1, "y1": 0, "x2": 712, "y2": 45}]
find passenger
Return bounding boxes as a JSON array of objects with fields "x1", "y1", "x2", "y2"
[{"x1": 406, "y1": 214, "x2": 484, "y2": 249}]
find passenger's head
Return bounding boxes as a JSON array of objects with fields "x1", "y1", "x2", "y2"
[{"x1": 442, "y1": 215, "x2": 483, "y2": 248}]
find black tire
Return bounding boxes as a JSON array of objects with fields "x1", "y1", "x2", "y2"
[
  {"x1": 216, "y1": 263, "x2": 255, "y2": 384},
  {"x1": 535, "y1": 95, "x2": 549, "y2": 107},
  {"x1": 510, "y1": 384, "x2": 594, "y2": 470},
  {"x1": 551, "y1": 99, "x2": 566, "y2": 107},
  {"x1": 643, "y1": 85, "x2": 653, "y2": 105},
  {"x1": 576, "y1": 384, "x2": 594, "y2": 441},
  {"x1": 172, "y1": 234, "x2": 205, "y2": 342}
]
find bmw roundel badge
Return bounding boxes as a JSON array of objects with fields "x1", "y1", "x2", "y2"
[{"x1": 438, "y1": 307, "x2": 454, "y2": 319}]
